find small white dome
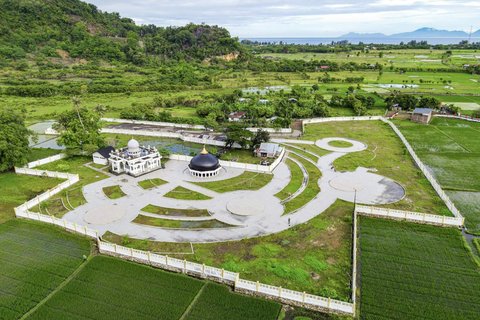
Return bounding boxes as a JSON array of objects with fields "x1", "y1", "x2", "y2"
[{"x1": 127, "y1": 139, "x2": 140, "y2": 149}]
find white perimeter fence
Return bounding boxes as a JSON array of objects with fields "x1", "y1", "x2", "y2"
[
  {"x1": 101, "y1": 118, "x2": 292, "y2": 133},
  {"x1": 434, "y1": 114, "x2": 480, "y2": 123},
  {"x1": 355, "y1": 205, "x2": 464, "y2": 227},
  {"x1": 27, "y1": 153, "x2": 66, "y2": 168},
  {"x1": 169, "y1": 147, "x2": 285, "y2": 173},
  {"x1": 302, "y1": 116, "x2": 463, "y2": 219}
]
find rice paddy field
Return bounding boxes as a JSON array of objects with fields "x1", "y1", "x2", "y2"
[
  {"x1": 0, "y1": 220, "x2": 91, "y2": 319},
  {"x1": 395, "y1": 118, "x2": 480, "y2": 234},
  {"x1": 359, "y1": 217, "x2": 480, "y2": 320}
]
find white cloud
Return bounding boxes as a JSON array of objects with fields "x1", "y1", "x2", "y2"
[{"x1": 85, "y1": 0, "x2": 480, "y2": 37}]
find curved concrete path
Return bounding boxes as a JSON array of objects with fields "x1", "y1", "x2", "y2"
[{"x1": 64, "y1": 137, "x2": 405, "y2": 242}]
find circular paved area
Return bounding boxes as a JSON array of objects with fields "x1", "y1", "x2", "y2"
[
  {"x1": 227, "y1": 195, "x2": 266, "y2": 216},
  {"x1": 316, "y1": 137, "x2": 367, "y2": 153},
  {"x1": 329, "y1": 171, "x2": 405, "y2": 204},
  {"x1": 84, "y1": 204, "x2": 127, "y2": 225}
]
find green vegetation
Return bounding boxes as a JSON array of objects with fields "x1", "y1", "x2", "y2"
[
  {"x1": 138, "y1": 178, "x2": 168, "y2": 190},
  {"x1": 283, "y1": 144, "x2": 319, "y2": 162},
  {"x1": 283, "y1": 154, "x2": 321, "y2": 214},
  {"x1": 396, "y1": 118, "x2": 480, "y2": 233},
  {"x1": 103, "y1": 232, "x2": 195, "y2": 254},
  {"x1": 133, "y1": 215, "x2": 234, "y2": 229},
  {"x1": 0, "y1": 219, "x2": 91, "y2": 320},
  {"x1": 102, "y1": 185, "x2": 126, "y2": 199},
  {"x1": 27, "y1": 148, "x2": 62, "y2": 162},
  {"x1": 184, "y1": 283, "x2": 281, "y2": 320},
  {"x1": 193, "y1": 171, "x2": 273, "y2": 193},
  {"x1": 275, "y1": 158, "x2": 304, "y2": 201},
  {"x1": 359, "y1": 217, "x2": 480, "y2": 319},
  {"x1": 286, "y1": 143, "x2": 330, "y2": 158},
  {"x1": 164, "y1": 186, "x2": 212, "y2": 200},
  {"x1": 0, "y1": 173, "x2": 63, "y2": 223},
  {"x1": 327, "y1": 140, "x2": 353, "y2": 148},
  {"x1": 141, "y1": 204, "x2": 211, "y2": 218},
  {"x1": 304, "y1": 120, "x2": 449, "y2": 215},
  {"x1": 109, "y1": 200, "x2": 353, "y2": 301}
]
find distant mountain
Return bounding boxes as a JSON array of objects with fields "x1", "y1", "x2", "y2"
[
  {"x1": 339, "y1": 27, "x2": 473, "y2": 40},
  {"x1": 391, "y1": 27, "x2": 468, "y2": 38}
]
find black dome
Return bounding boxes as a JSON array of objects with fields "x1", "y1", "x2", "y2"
[{"x1": 189, "y1": 151, "x2": 220, "y2": 172}]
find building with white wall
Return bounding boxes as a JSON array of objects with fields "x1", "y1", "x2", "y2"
[{"x1": 108, "y1": 139, "x2": 162, "y2": 177}]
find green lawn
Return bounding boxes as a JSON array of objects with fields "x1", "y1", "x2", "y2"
[
  {"x1": 395, "y1": 118, "x2": 480, "y2": 233},
  {"x1": 108, "y1": 200, "x2": 354, "y2": 301},
  {"x1": 359, "y1": 217, "x2": 480, "y2": 320},
  {"x1": 102, "y1": 185, "x2": 126, "y2": 199},
  {"x1": 283, "y1": 154, "x2": 321, "y2": 214},
  {"x1": 0, "y1": 220, "x2": 91, "y2": 320},
  {"x1": 282, "y1": 144, "x2": 319, "y2": 162},
  {"x1": 328, "y1": 140, "x2": 353, "y2": 148},
  {"x1": 0, "y1": 173, "x2": 64, "y2": 223},
  {"x1": 193, "y1": 171, "x2": 273, "y2": 193},
  {"x1": 275, "y1": 158, "x2": 304, "y2": 201},
  {"x1": 164, "y1": 186, "x2": 212, "y2": 200},
  {"x1": 303, "y1": 120, "x2": 450, "y2": 215},
  {"x1": 138, "y1": 178, "x2": 168, "y2": 189},
  {"x1": 133, "y1": 215, "x2": 235, "y2": 229},
  {"x1": 141, "y1": 204, "x2": 211, "y2": 217},
  {"x1": 27, "y1": 148, "x2": 63, "y2": 162}
]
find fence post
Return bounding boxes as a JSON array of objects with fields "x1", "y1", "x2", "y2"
[
  {"x1": 221, "y1": 268, "x2": 224, "y2": 278},
  {"x1": 302, "y1": 291, "x2": 306, "y2": 303},
  {"x1": 184, "y1": 259, "x2": 187, "y2": 273},
  {"x1": 148, "y1": 252, "x2": 151, "y2": 264},
  {"x1": 278, "y1": 287, "x2": 282, "y2": 298},
  {"x1": 328, "y1": 297, "x2": 331, "y2": 308},
  {"x1": 202, "y1": 263, "x2": 205, "y2": 275},
  {"x1": 114, "y1": 244, "x2": 117, "y2": 253},
  {"x1": 235, "y1": 273, "x2": 239, "y2": 287},
  {"x1": 165, "y1": 255, "x2": 169, "y2": 266},
  {"x1": 130, "y1": 247, "x2": 133, "y2": 257},
  {"x1": 256, "y1": 281, "x2": 259, "y2": 292}
]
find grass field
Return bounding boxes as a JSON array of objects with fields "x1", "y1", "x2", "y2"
[
  {"x1": 164, "y1": 186, "x2": 212, "y2": 200},
  {"x1": 0, "y1": 173, "x2": 63, "y2": 223},
  {"x1": 107, "y1": 200, "x2": 354, "y2": 301},
  {"x1": 27, "y1": 148, "x2": 63, "y2": 162},
  {"x1": 275, "y1": 158, "x2": 304, "y2": 201},
  {"x1": 303, "y1": 120, "x2": 450, "y2": 215},
  {"x1": 283, "y1": 154, "x2": 321, "y2": 214},
  {"x1": 395, "y1": 118, "x2": 480, "y2": 233},
  {"x1": 138, "y1": 178, "x2": 168, "y2": 189},
  {"x1": 193, "y1": 171, "x2": 273, "y2": 193},
  {"x1": 0, "y1": 220, "x2": 91, "y2": 319},
  {"x1": 141, "y1": 204, "x2": 211, "y2": 217},
  {"x1": 102, "y1": 185, "x2": 126, "y2": 199},
  {"x1": 359, "y1": 217, "x2": 480, "y2": 320},
  {"x1": 133, "y1": 214, "x2": 235, "y2": 229}
]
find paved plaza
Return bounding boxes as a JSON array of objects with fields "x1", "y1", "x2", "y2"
[{"x1": 63, "y1": 137, "x2": 405, "y2": 242}]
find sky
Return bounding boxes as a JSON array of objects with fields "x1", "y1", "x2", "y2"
[{"x1": 85, "y1": 0, "x2": 480, "y2": 38}]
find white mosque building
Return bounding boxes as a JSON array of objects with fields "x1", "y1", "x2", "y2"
[{"x1": 107, "y1": 139, "x2": 162, "y2": 177}]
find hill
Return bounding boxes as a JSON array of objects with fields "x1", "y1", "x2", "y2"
[
  {"x1": 0, "y1": 0, "x2": 241, "y2": 63},
  {"x1": 391, "y1": 27, "x2": 469, "y2": 38}
]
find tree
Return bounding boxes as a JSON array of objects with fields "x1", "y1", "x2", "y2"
[
  {"x1": 54, "y1": 97, "x2": 104, "y2": 155},
  {"x1": 0, "y1": 108, "x2": 34, "y2": 172},
  {"x1": 251, "y1": 129, "x2": 270, "y2": 151},
  {"x1": 224, "y1": 123, "x2": 253, "y2": 149}
]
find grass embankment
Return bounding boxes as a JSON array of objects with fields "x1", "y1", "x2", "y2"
[
  {"x1": 138, "y1": 178, "x2": 168, "y2": 190},
  {"x1": 30, "y1": 156, "x2": 108, "y2": 217},
  {"x1": 282, "y1": 144, "x2": 319, "y2": 162},
  {"x1": 107, "y1": 200, "x2": 353, "y2": 301},
  {"x1": 275, "y1": 158, "x2": 304, "y2": 201},
  {"x1": 27, "y1": 148, "x2": 63, "y2": 162},
  {"x1": 0, "y1": 173, "x2": 63, "y2": 223},
  {"x1": 359, "y1": 217, "x2": 480, "y2": 319},
  {"x1": 0, "y1": 219, "x2": 91, "y2": 319},
  {"x1": 164, "y1": 186, "x2": 211, "y2": 200},
  {"x1": 395, "y1": 118, "x2": 480, "y2": 234},
  {"x1": 102, "y1": 185, "x2": 126, "y2": 199},
  {"x1": 141, "y1": 204, "x2": 211, "y2": 217},
  {"x1": 133, "y1": 215, "x2": 235, "y2": 229},
  {"x1": 193, "y1": 171, "x2": 273, "y2": 193},
  {"x1": 283, "y1": 154, "x2": 321, "y2": 214},
  {"x1": 303, "y1": 120, "x2": 450, "y2": 215}
]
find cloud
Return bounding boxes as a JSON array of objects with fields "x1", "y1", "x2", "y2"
[{"x1": 84, "y1": 0, "x2": 480, "y2": 37}]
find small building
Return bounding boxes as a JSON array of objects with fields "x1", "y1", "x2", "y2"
[
  {"x1": 188, "y1": 146, "x2": 221, "y2": 178},
  {"x1": 411, "y1": 108, "x2": 433, "y2": 124},
  {"x1": 92, "y1": 146, "x2": 115, "y2": 165},
  {"x1": 108, "y1": 139, "x2": 162, "y2": 176},
  {"x1": 228, "y1": 111, "x2": 246, "y2": 122},
  {"x1": 254, "y1": 143, "x2": 283, "y2": 158}
]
